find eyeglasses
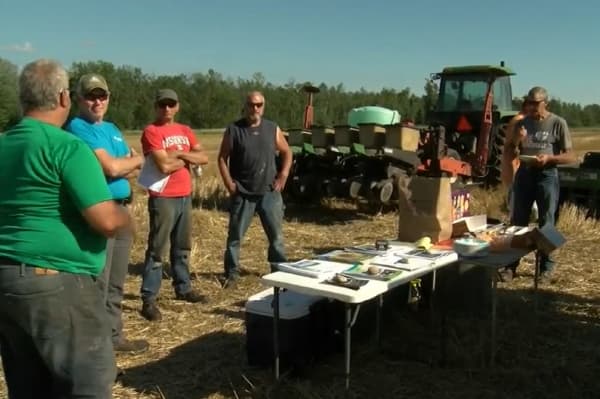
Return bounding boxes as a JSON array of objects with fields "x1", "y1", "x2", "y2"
[
  {"x1": 526, "y1": 99, "x2": 545, "y2": 105},
  {"x1": 247, "y1": 102, "x2": 264, "y2": 108},
  {"x1": 157, "y1": 101, "x2": 178, "y2": 109},
  {"x1": 84, "y1": 93, "x2": 109, "y2": 102}
]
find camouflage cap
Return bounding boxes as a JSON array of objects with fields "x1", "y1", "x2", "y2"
[
  {"x1": 155, "y1": 89, "x2": 179, "y2": 103},
  {"x1": 76, "y1": 73, "x2": 109, "y2": 95}
]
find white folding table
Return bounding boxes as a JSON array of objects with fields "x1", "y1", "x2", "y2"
[{"x1": 261, "y1": 253, "x2": 458, "y2": 389}]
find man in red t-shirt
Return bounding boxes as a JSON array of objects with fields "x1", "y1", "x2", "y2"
[{"x1": 139, "y1": 89, "x2": 209, "y2": 322}]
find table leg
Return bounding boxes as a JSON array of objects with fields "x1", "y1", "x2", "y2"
[
  {"x1": 440, "y1": 305, "x2": 447, "y2": 367},
  {"x1": 273, "y1": 287, "x2": 280, "y2": 380},
  {"x1": 430, "y1": 269, "x2": 437, "y2": 322},
  {"x1": 375, "y1": 295, "x2": 384, "y2": 349},
  {"x1": 534, "y1": 250, "x2": 540, "y2": 313},
  {"x1": 490, "y1": 271, "x2": 498, "y2": 367},
  {"x1": 345, "y1": 304, "x2": 352, "y2": 390}
]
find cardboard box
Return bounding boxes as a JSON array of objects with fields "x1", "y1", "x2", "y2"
[
  {"x1": 384, "y1": 124, "x2": 420, "y2": 151},
  {"x1": 451, "y1": 214, "x2": 487, "y2": 237},
  {"x1": 311, "y1": 126, "x2": 335, "y2": 148},
  {"x1": 510, "y1": 224, "x2": 566, "y2": 255},
  {"x1": 334, "y1": 125, "x2": 360, "y2": 147},
  {"x1": 358, "y1": 124, "x2": 386, "y2": 148}
]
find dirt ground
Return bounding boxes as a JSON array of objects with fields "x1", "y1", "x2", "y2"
[{"x1": 1, "y1": 130, "x2": 599, "y2": 399}]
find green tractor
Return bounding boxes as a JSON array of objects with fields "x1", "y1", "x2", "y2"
[{"x1": 423, "y1": 62, "x2": 518, "y2": 185}]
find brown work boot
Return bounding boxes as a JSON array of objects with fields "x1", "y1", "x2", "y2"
[
  {"x1": 175, "y1": 289, "x2": 207, "y2": 303},
  {"x1": 141, "y1": 301, "x2": 162, "y2": 322},
  {"x1": 113, "y1": 338, "x2": 150, "y2": 353}
]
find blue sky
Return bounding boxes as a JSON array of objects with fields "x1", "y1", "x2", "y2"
[{"x1": 1, "y1": 0, "x2": 598, "y2": 105}]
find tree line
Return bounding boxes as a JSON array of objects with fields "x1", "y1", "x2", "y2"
[{"x1": 1, "y1": 58, "x2": 599, "y2": 132}]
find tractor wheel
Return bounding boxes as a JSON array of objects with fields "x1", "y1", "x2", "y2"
[
  {"x1": 486, "y1": 122, "x2": 508, "y2": 187},
  {"x1": 349, "y1": 180, "x2": 362, "y2": 199},
  {"x1": 376, "y1": 179, "x2": 394, "y2": 204}
]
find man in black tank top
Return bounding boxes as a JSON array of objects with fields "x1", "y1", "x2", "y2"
[{"x1": 217, "y1": 91, "x2": 293, "y2": 288}]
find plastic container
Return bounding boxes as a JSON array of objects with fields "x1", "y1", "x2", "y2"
[
  {"x1": 285, "y1": 129, "x2": 312, "y2": 147},
  {"x1": 333, "y1": 125, "x2": 360, "y2": 147},
  {"x1": 358, "y1": 124, "x2": 386, "y2": 148},
  {"x1": 311, "y1": 126, "x2": 335, "y2": 148},
  {"x1": 347, "y1": 106, "x2": 401, "y2": 127},
  {"x1": 384, "y1": 124, "x2": 420, "y2": 151},
  {"x1": 245, "y1": 288, "x2": 325, "y2": 369}
]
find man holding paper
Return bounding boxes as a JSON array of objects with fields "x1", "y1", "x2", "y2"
[
  {"x1": 139, "y1": 89, "x2": 209, "y2": 322},
  {"x1": 502, "y1": 86, "x2": 576, "y2": 283},
  {"x1": 65, "y1": 73, "x2": 148, "y2": 353}
]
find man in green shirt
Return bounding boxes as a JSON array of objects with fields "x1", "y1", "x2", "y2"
[{"x1": 0, "y1": 59, "x2": 131, "y2": 399}]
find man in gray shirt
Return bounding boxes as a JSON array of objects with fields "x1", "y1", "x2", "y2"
[{"x1": 503, "y1": 86, "x2": 576, "y2": 283}]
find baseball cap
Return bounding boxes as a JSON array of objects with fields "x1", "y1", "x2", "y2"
[
  {"x1": 76, "y1": 73, "x2": 109, "y2": 95},
  {"x1": 155, "y1": 89, "x2": 179, "y2": 103}
]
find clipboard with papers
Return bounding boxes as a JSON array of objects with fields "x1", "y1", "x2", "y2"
[{"x1": 137, "y1": 156, "x2": 170, "y2": 192}]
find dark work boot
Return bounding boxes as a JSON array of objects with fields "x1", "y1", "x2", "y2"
[{"x1": 141, "y1": 301, "x2": 162, "y2": 322}]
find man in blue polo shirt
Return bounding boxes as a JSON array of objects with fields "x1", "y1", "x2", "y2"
[{"x1": 66, "y1": 73, "x2": 149, "y2": 353}]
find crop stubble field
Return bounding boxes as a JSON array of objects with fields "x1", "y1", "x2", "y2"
[{"x1": 0, "y1": 129, "x2": 599, "y2": 399}]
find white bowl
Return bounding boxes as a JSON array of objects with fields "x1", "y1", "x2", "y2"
[{"x1": 453, "y1": 237, "x2": 490, "y2": 258}]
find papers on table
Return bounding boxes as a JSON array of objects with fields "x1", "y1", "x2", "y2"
[
  {"x1": 275, "y1": 243, "x2": 458, "y2": 282},
  {"x1": 370, "y1": 248, "x2": 457, "y2": 271},
  {"x1": 342, "y1": 264, "x2": 404, "y2": 281},
  {"x1": 369, "y1": 254, "x2": 433, "y2": 271},
  {"x1": 316, "y1": 249, "x2": 375, "y2": 264},
  {"x1": 276, "y1": 259, "x2": 350, "y2": 279},
  {"x1": 344, "y1": 244, "x2": 388, "y2": 256},
  {"x1": 137, "y1": 156, "x2": 170, "y2": 192}
]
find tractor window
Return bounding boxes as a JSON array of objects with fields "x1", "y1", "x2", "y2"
[
  {"x1": 437, "y1": 76, "x2": 488, "y2": 112},
  {"x1": 491, "y1": 76, "x2": 513, "y2": 111},
  {"x1": 461, "y1": 81, "x2": 487, "y2": 110}
]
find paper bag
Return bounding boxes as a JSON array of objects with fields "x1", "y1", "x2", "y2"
[{"x1": 397, "y1": 175, "x2": 453, "y2": 243}]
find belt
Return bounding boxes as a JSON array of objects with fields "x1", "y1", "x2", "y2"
[
  {"x1": 114, "y1": 197, "x2": 131, "y2": 205},
  {"x1": 0, "y1": 257, "x2": 60, "y2": 276}
]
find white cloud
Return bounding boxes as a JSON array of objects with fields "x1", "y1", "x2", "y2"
[{"x1": 1, "y1": 41, "x2": 35, "y2": 53}]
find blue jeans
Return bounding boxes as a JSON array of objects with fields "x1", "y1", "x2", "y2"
[
  {"x1": 98, "y1": 204, "x2": 132, "y2": 343},
  {"x1": 141, "y1": 196, "x2": 193, "y2": 303},
  {"x1": 0, "y1": 263, "x2": 115, "y2": 399},
  {"x1": 512, "y1": 166, "x2": 560, "y2": 272},
  {"x1": 224, "y1": 190, "x2": 287, "y2": 278}
]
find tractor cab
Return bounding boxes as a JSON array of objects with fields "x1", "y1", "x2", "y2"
[
  {"x1": 426, "y1": 64, "x2": 518, "y2": 182},
  {"x1": 433, "y1": 65, "x2": 514, "y2": 131}
]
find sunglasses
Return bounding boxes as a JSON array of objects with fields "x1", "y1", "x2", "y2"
[
  {"x1": 247, "y1": 102, "x2": 264, "y2": 108},
  {"x1": 157, "y1": 101, "x2": 178, "y2": 109},
  {"x1": 84, "y1": 93, "x2": 109, "y2": 102}
]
